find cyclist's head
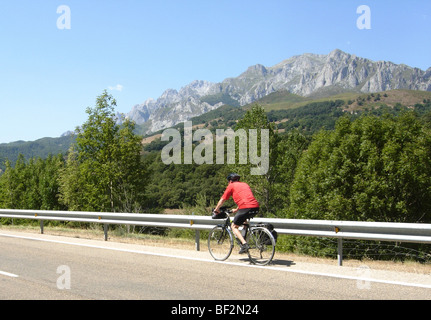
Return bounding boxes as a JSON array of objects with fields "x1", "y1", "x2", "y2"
[{"x1": 227, "y1": 173, "x2": 240, "y2": 182}]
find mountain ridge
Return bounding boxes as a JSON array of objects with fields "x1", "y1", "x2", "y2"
[{"x1": 127, "y1": 49, "x2": 431, "y2": 135}]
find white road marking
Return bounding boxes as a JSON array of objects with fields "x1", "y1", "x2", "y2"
[
  {"x1": 1, "y1": 232, "x2": 430, "y2": 289},
  {"x1": 0, "y1": 270, "x2": 19, "y2": 278}
]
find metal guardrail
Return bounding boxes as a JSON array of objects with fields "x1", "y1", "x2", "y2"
[{"x1": 1, "y1": 209, "x2": 431, "y2": 266}]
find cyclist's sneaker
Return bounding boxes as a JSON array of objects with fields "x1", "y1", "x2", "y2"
[{"x1": 239, "y1": 243, "x2": 250, "y2": 254}]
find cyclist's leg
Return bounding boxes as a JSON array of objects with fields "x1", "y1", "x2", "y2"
[
  {"x1": 232, "y1": 208, "x2": 259, "y2": 251},
  {"x1": 231, "y1": 209, "x2": 250, "y2": 244},
  {"x1": 231, "y1": 223, "x2": 245, "y2": 245}
]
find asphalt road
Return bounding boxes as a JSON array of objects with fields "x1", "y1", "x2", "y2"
[{"x1": 1, "y1": 230, "x2": 430, "y2": 301}]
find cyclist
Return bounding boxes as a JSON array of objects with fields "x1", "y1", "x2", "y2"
[{"x1": 213, "y1": 173, "x2": 259, "y2": 254}]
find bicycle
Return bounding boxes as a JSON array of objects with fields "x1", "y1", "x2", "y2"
[{"x1": 208, "y1": 207, "x2": 276, "y2": 266}]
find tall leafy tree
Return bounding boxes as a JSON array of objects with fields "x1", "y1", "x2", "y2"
[
  {"x1": 38, "y1": 154, "x2": 66, "y2": 210},
  {"x1": 59, "y1": 91, "x2": 147, "y2": 212},
  {"x1": 289, "y1": 112, "x2": 431, "y2": 223},
  {"x1": 227, "y1": 104, "x2": 278, "y2": 215},
  {"x1": 271, "y1": 129, "x2": 309, "y2": 215}
]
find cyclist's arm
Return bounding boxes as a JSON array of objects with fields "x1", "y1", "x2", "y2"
[
  {"x1": 215, "y1": 184, "x2": 234, "y2": 213},
  {"x1": 214, "y1": 198, "x2": 225, "y2": 213}
]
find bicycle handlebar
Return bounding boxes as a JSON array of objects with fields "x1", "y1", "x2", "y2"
[{"x1": 211, "y1": 207, "x2": 232, "y2": 219}]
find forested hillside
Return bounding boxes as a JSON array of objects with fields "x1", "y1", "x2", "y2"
[{"x1": 0, "y1": 135, "x2": 75, "y2": 172}]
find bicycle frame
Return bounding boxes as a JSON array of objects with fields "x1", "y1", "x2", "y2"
[{"x1": 215, "y1": 210, "x2": 248, "y2": 242}]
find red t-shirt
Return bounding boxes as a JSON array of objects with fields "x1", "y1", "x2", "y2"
[{"x1": 222, "y1": 182, "x2": 259, "y2": 209}]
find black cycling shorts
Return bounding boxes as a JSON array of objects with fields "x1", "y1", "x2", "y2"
[{"x1": 232, "y1": 207, "x2": 259, "y2": 226}]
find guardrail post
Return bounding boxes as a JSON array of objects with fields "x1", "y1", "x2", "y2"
[
  {"x1": 195, "y1": 230, "x2": 200, "y2": 251},
  {"x1": 40, "y1": 220, "x2": 44, "y2": 234},
  {"x1": 337, "y1": 238, "x2": 343, "y2": 266},
  {"x1": 192, "y1": 212, "x2": 200, "y2": 251},
  {"x1": 104, "y1": 224, "x2": 108, "y2": 241}
]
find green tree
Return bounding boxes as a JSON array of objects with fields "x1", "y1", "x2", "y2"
[
  {"x1": 0, "y1": 157, "x2": 24, "y2": 209},
  {"x1": 0, "y1": 154, "x2": 65, "y2": 211},
  {"x1": 289, "y1": 112, "x2": 431, "y2": 223},
  {"x1": 59, "y1": 91, "x2": 147, "y2": 212},
  {"x1": 228, "y1": 104, "x2": 278, "y2": 215},
  {"x1": 271, "y1": 129, "x2": 309, "y2": 216},
  {"x1": 143, "y1": 151, "x2": 225, "y2": 210},
  {"x1": 38, "y1": 154, "x2": 66, "y2": 210}
]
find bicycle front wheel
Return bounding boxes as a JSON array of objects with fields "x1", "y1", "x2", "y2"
[
  {"x1": 247, "y1": 227, "x2": 275, "y2": 265},
  {"x1": 208, "y1": 226, "x2": 234, "y2": 261}
]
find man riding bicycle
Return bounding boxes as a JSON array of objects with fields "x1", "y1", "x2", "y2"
[{"x1": 213, "y1": 173, "x2": 259, "y2": 254}]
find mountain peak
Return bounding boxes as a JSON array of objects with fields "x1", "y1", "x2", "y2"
[
  {"x1": 327, "y1": 48, "x2": 352, "y2": 60},
  {"x1": 241, "y1": 64, "x2": 268, "y2": 77}
]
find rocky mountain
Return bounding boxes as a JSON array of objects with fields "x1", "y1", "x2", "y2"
[{"x1": 127, "y1": 49, "x2": 431, "y2": 134}]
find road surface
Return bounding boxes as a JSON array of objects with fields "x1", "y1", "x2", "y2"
[{"x1": 1, "y1": 229, "x2": 430, "y2": 302}]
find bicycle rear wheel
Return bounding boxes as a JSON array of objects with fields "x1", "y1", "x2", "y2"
[
  {"x1": 208, "y1": 226, "x2": 234, "y2": 261},
  {"x1": 247, "y1": 227, "x2": 275, "y2": 265}
]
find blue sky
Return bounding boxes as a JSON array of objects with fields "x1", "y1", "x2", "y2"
[{"x1": 0, "y1": 0, "x2": 430, "y2": 143}]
